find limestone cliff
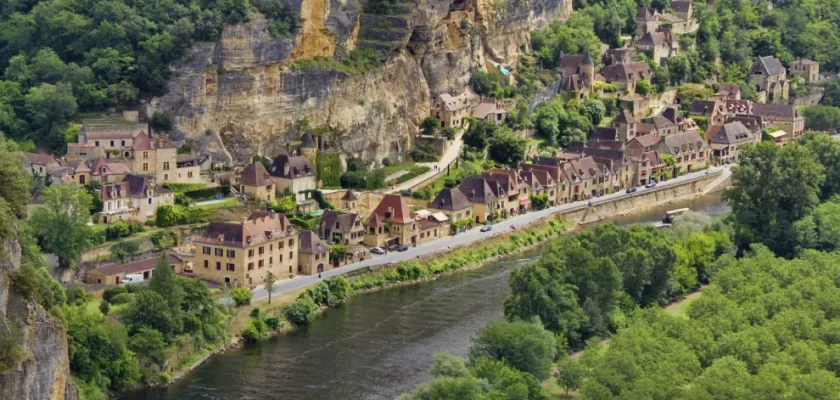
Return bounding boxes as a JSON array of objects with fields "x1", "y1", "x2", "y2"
[
  {"x1": 153, "y1": 0, "x2": 571, "y2": 164},
  {"x1": 0, "y1": 236, "x2": 78, "y2": 400}
]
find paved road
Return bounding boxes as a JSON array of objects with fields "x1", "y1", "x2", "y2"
[
  {"x1": 390, "y1": 132, "x2": 464, "y2": 193},
  {"x1": 248, "y1": 166, "x2": 727, "y2": 302}
]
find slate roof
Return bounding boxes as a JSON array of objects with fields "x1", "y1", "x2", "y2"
[
  {"x1": 92, "y1": 253, "x2": 181, "y2": 277},
  {"x1": 341, "y1": 189, "x2": 359, "y2": 201},
  {"x1": 751, "y1": 56, "x2": 786, "y2": 76},
  {"x1": 300, "y1": 132, "x2": 316, "y2": 148},
  {"x1": 459, "y1": 177, "x2": 499, "y2": 204},
  {"x1": 22, "y1": 152, "x2": 56, "y2": 166},
  {"x1": 196, "y1": 212, "x2": 294, "y2": 248},
  {"x1": 662, "y1": 131, "x2": 708, "y2": 154},
  {"x1": 708, "y1": 121, "x2": 754, "y2": 145},
  {"x1": 429, "y1": 188, "x2": 471, "y2": 211},
  {"x1": 751, "y1": 103, "x2": 799, "y2": 120},
  {"x1": 631, "y1": 134, "x2": 662, "y2": 149},
  {"x1": 600, "y1": 62, "x2": 650, "y2": 82},
  {"x1": 592, "y1": 127, "x2": 619, "y2": 141},
  {"x1": 472, "y1": 98, "x2": 505, "y2": 120},
  {"x1": 614, "y1": 109, "x2": 636, "y2": 124},
  {"x1": 269, "y1": 155, "x2": 315, "y2": 179},
  {"x1": 671, "y1": 1, "x2": 692, "y2": 13},
  {"x1": 637, "y1": 31, "x2": 669, "y2": 46},
  {"x1": 240, "y1": 161, "x2": 272, "y2": 186},
  {"x1": 690, "y1": 100, "x2": 719, "y2": 115},
  {"x1": 101, "y1": 181, "x2": 130, "y2": 200},
  {"x1": 80, "y1": 123, "x2": 148, "y2": 139},
  {"x1": 320, "y1": 210, "x2": 360, "y2": 235},
  {"x1": 299, "y1": 231, "x2": 329, "y2": 254}
]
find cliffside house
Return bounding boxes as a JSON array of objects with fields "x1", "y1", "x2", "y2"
[
  {"x1": 600, "y1": 62, "x2": 651, "y2": 94},
  {"x1": 636, "y1": 7, "x2": 661, "y2": 36},
  {"x1": 239, "y1": 161, "x2": 275, "y2": 202},
  {"x1": 67, "y1": 123, "x2": 202, "y2": 184},
  {"x1": 558, "y1": 51, "x2": 597, "y2": 83},
  {"x1": 790, "y1": 59, "x2": 820, "y2": 83},
  {"x1": 98, "y1": 174, "x2": 173, "y2": 224},
  {"x1": 459, "y1": 177, "x2": 504, "y2": 223},
  {"x1": 486, "y1": 60, "x2": 514, "y2": 86},
  {"x1": 364, "y1": 194, "x2": 418, "y2": 248},
  {"x1": 269, "y1": 155, "x2": 317, "y2": 202},
  {"x1": 86, "y1": 253, "x2": 183, "y2": 285},
  {"x1": 635, "y1": 29, "x2": 679, "y2": 66},
  {"x1": 431, "y1": 87, "x2": 479, "y2": 129},
  {"x1": 707, "y1": 121, "x2": 759, "y2": 164},
  {"x1": 298, "y1": 231, "x2": 330, "y2": 275},
  {"x1": 751, "y1": 103, "x2": 804, "y2": 142},
  {"x1": 319, "y1": 210, "x2": 365, "y2": 245},
  {"x1": 194, "y1": 211, "x2": 300, "y2": 287},
  {"x1": 715, "y1": 83, "x2": 742, "y2": 100},
  {"x1": 21, "y1": 153, "x2": 58, "y2": 177},
  {"x1": 657, "y1": 131, "x2": 710, "y2": 173},
  {"x1": 603, "y1": 47, "x2": 636, "y2": 66},
  {"x1": 428, "y1": 188, "x2": 473, "y2": 222},
  {"x1": 471, "y1": 98, "x2": 507, "y2": 124},
  {"x1": 749, "y1": 56, "x2": 790, "y2": 102},
  {"x1": 671, "y1": 1, "x2": 694, "y2": 22},
  {"x1": 690, "y1": 99, "x2": 726, "y2": 127}
]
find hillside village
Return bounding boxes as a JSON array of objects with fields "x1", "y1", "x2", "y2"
[{"x1": 13, "y1": 1, "x2": 829, "y2": 294}]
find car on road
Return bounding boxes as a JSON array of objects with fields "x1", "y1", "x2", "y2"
[
  {"x1": 370, "y1": 247, "x2": 385, "y2": 255},
  {"x1": 645, "y1": 180, "x2": 657, "y2": 188},
  {"x1": 480, "y1": 225, "x2": 493, "y2": 232},
  {"x1": 625, "y1": 186, "x2": 637, "y2": 194},
  {"x1": 704, "y1": 170, "x2": 711, "y2": 175},
  {"x1": 395, "y1": 245, "x2": 409, "y2": 252}
]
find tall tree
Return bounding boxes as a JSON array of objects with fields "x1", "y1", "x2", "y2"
[
  {"x1": 264, "y1": 271, "x2": 277, "y2": 304},
  {"x1": 0, "y1": 135, "x2": 29, "y2": 245},
  {"x1": 29, "y1": 184, "x2": 92, "y2": 268},
  {"x1": 149, "y1": 254, "x2": 184, "y2": 325}
]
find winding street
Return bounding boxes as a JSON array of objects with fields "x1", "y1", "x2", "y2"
[{"x1": 247, "y1": 166, "x2": 729, "y2": 302}]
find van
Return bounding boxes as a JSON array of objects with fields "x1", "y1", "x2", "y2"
[{"x1": 122, "y1": 274, "x2": 144, "y2": 285}]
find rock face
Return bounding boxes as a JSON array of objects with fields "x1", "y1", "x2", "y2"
[
  {"x1": 154, "y1": 0, "x2": 571, "y2": 164},
  {"x1": 0, "y1": 237, "x2": 78, "y2": 400}
]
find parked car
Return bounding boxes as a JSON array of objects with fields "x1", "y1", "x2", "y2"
[
  {"x1": 480, "y1": 225, "x2": 493, "y2": 232},
  {"x1": 370, "y1": 247, "x2": 385, "y2": 255},
  {"x1": 395, "y1": 245, "x2": 409, "y2": 252},
  {"x1": 625, "y1": 186, "x2": 637, "y2": 194},
  {"x1": 645, "y1": 180, "x2": 657, "y2": 188}
]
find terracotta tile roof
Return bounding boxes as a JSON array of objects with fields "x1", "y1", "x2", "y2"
[
  {"x1": 22, "y1": 152, "x2": 56, "y2": 166},
  {"x1": 368, "y1": 194, "x2": 413, "y2": 226},
  {"x1": 269, "y1": 155, "x2": 315, "y2": 179},
  {"x1": 240, "y1": 162, "x2": 272, "y2": 186},
  {"x1": 133, "y1": 132, "x2": 153, "y2": 150},
  {"x1": 196, "y1": 211, "x2": 294, "y2": 248},
  {"x1": 429, "y1": 188, "x2": 471, "y2": 211},
  {"x1": 472, "y1": 98, "x2": 505, "y2": 120},
  {"x1": 299, "y1": 231, "x2": 329, "y2": 254},
  {"x1": 92, "y1": 253, "x2": 181, "y2": 277}
]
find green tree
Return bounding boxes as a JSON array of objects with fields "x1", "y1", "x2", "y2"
[
  {"x1": 430, "y1": 352, "x2": 470, "y2": 378},
  {"x1": 636, "y1": 79, "x2": 652, "y2": 95},
  {"x1": 801, "y1": 133, "x2": 840, "y2": 200},
  {"x1": 580, "y1": 98, "x2": 606, "y2": 125},
  {"x1": 421, "y1": 116, "x2": 440, "y2": 135},
  {"x1": 463, "y1": 118, "x2": 495, "y2": 151},
  {"x1": 487, "y1": 129, "x2": 526, "y2": 167},
  {"x1": 29, "y1": 184, "x2": 92, "y2": 268},
  {"x1": 128, "y1": 327, "x2": 169, "y2": 367},
  {"x1": 123, "y1": 290, "x2": 177, "y2": 337},
  {"x1": 0, "y1": 135, "x2": 29, "y2": 245},
  {"x1": 24, "y1": 82, "x2": 77, "y2": 148},
  {"x1": 231, "y1": 286, "x2": 253, "y2": 307},
  {"x1": 149, "y1": 254, "x2": 184, "y2": 325},
  {"x1": 264, "y1": 271, "x2": 277, "y2": 304},
  {"x1": 802, "y1": 105, "x2": 840, "y2": 131},
  {"x1": 468, "y1": 319, "x2": 557, "y2": 380},
  {"x1": 469, "y1": 70, "x2": 499, "y2": 96},
  {"x1": 557, "y1": 358, "x2": 585, "y2": 396}
]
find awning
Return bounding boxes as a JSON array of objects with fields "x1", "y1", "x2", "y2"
[{"x1": 520, "y1": 198, "x2": 531, "y2": 205}]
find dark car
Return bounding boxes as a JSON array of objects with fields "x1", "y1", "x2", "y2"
[
  {"x1": 480, "y1": 225, "x2": 493, "y2": 232},
  {"x1": 395, "y1": 245, "x2": 409, "y2": 252},
  {"x1": 370, "y1": 247, "x2": 385, "y2": 255},
  {"x1": 645, "y1": 180, "x2": 657, "y2": 188},
  {"x1": 626, "y1": 186, "x2": 637, "y2": 194}
]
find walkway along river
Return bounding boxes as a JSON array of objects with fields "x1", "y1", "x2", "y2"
[{"x1": 123, "y1": 194, "x2": 729, "y2": 400}]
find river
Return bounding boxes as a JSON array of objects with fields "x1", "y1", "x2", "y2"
[{"x1": 123, "y1": 194, "x2": 728, "y2": 400}]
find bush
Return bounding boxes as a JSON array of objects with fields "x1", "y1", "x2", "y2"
[
  {"x1": 110, "y1": 293, "x2": 133, "y2": 305},
  {"x1": 99, "y1": 301, "x2": 110, "y2": 315},
  {"x1": 265, "y1": 315, "x2": 281, "y2": 330},
  {"x1": 0, "y1": 324, "x2": 24, "y2": 372},
  {"x1": 67, "y1": 287, "x2": 88, "y2": 306},
  {"x1": 231, "y1": 287, "x2": 253, "y2": 307},
  {"x1": 241, "y1": 324, "x2": 259, "y2": 342},
  {"x1": 151, "y1": 112, "x2": 172, "y2": 132},
  {"x1": 110, "y1": 240, "x2": 141, "y2": 262},
  {"x1": 249, "y1": 307, "x2": 263, "y2": 318},
  {"x1": 283, "y1": 295, "x2": 319, "y2": 325}
]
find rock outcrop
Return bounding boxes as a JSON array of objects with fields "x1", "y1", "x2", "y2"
[
  {"x1": 0, "y1": 236, "x2": 78, "y2": 400},
  {"x1": 154, "y1": 0, "x2": 571, "y2": 164}
]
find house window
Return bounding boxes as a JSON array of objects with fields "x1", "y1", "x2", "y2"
[
  {"x1": 203, "y1": 246, "x2": 211, "y2": 255},
  {"x1": 315, "y1": 254, "x2": 319, "y2": 260},
  {"x1": 110, "y1": 140, "x2": 114, "y2": 147},
  {"x1": 121, "y1": 140, "x2": 125, "y2": 146},
  {"x1": 259, "y1": 246, "x2": 264, "y2": 255},
  {"x1": 143, "y1": 151, "x2": 149, "y2": 159},
  {"x1": 227, "y1": 263, "x2": 235, "y2": 271},
  {"x1": 248, "y1": 249, "x2": 254, "y2": 257},
  {"x1": 204, "y1": 260, "x2": 209, "y2": 268},
  {"x1": 258, "y1": 260, "x2": 264, "y2": 268},
  {"x1": 227, "y1": 250, "x2": 235, "y2": 258},
  {"x1": 269, "y1": 257, "x2": 273, "y2": 264},
  {"x1": 248, "y1": 263, "x2": 254, "y2": 271},
  {"x1": 163, "y1": 162, "x2": 170, "y2": 170},
  {"x1": 289, "y1": 239, "x2": 294, "y2": 246},
  {"x1": 289, "y1": 251, "x2": 294, "y2": 259},
  {"x1": 95, "y1": 141, "x2": 100, "y2": 147},
  {"x1": 215, "y1": 248, "x2": 223, "y2": 256},
  {"x1": 270, "y1": 244, "x2": 273, "y2": 251},
  {"x1": 143, "y1": 163, "x2": 149, "y2": 171},
  {"x1": 188, "y1": 171, "x2": 193, "y2": 178},
  {"x1": 280, "y1": 254, "x2": 283, "y2": 262},
  {"x1": 216, "y1": 262, "x2": 221, "y2": 270},
  {"x1": 148, "y1": 198, "x2": 152, "y2": 205}
]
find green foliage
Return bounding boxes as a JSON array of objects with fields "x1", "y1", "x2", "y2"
[
  {"x1": 469, "y1": 319, "x2": 557, "y2": 380},
  {"x1": 270, "y1": 195, "x2": 298, "y2": 214},
  {"x1": 110, "y1": 292, "x2": 133, "y2": 305},
  {"x1": 124, "y1": 290, "x2": 179, "y2": 338},
  {"x1": 128, "y1": 327, "x2": 169, "y2": 367},
  {"x1": 98, "y1": 300, "x2": 109, "y2": 315},
  {"x1": 252, "y1": 0, "x2": 301, "y2": 38},
  {"x1": 533, "y1": 97, "x2": 590, "y2": 147},
  {"x1": 636, "y1": 79, "x2": 652, "y2": 95},
  {"x1": 283, "y1": 295, "x2": 319, "y2": 326},
  {"x1": 154, "y1": 204, "x2": 209, "y2": 227},
  {"x1": 802, "y1": 105, "x2": 840, "y2": 131},
  {"x1": 103, "y1": 286, "x2": 128, "y2": 303},
  {"x1": 150, "y1": 112, "x2": 172, "y2": 132},
  {"x1": 469, "y1": 70, "x2": 499, "y2": 96},
  {"x1": 29, "y1": 184, "x2": 92, "y2": 268},
  {"x1": 421, "y1": 116, "x2": 440, "y2": 135},
  {"x1": 529, "y1": 193, "x2": 549, "y2": 210},
  {"x1": 0, "y1": 323, "x2": 24, "y2": 373},
  {"x1": 109, "y1": 239, "x2": 141, "y2": 263},
  {"x1": 409, "y1": 145, "x2": 440, "y2": 163},
  {"x1": 290, "y1": 49, "x2": 380, "y2": 75},
  {"x1": 316, "y1": 152, "x2": 342, "y2": 187},
  {"x1": 531, "y1": 12, "x2": 602, "y2": 70},
  {"x1": 386, "y1": 165, "x2": 431, "y2": 186},
  {"x1": 231, "y1": 287, "x2": 253, "y2": 307},
  {"x1": 579, "y1": 98, "x2": 606, "y2": 125},
  {"x1": 463, "y1": 118, "x2": 496, "y2": 151},
  {"x1": 487, "y1": 129, "x2": 526, "y2": 167}
]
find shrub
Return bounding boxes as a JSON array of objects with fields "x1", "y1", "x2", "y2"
[
  {"x1": 0, "y1": 324, "x2": 24, "y2": 373},
  {"x1": 283, "y1": 295, "x2": 319, "y2": 326},
  {"x1": 110, "y1": 293, "x2": 133, "y2": 305},
  {"x1": 265, "y1": 316, "x2": 281, "y2": 330},
  {"x1": 249, "y1": 307, "x2": 263, "y2": 318},
  {"x1": 241, "y1": 324, "x2": 259, "y2": 342},
  {"x1": 99, "y1": 301, "x2": 110, "y2": 315},
  {"x1": 231, "y1": 287, "x2": 253, "y2": 307},
  {"x1": 67, "y1": 287, "x2": 88, "y2": 306}
]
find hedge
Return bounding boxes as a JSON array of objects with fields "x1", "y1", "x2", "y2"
[{"x1": 316, "y1": 152, "x2": 342, "y2": 187}]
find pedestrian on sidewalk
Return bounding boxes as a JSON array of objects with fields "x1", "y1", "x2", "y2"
[{"x1": 318, "y1": 272, "x2": 322, "y2": 279}]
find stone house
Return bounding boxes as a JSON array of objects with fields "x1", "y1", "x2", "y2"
[
  {"x1": 319, "y1": 210, "x2": 365, "y2": 245},
  {"x1": 239, "y1": 161, "x2": 275, "y2": 202},
  {"x1": 707, "y1": 121, "x2": 759, "y2": 164},
  {"x1": 790, "y1": 59, "x2": 820, "y2": 83},
  {"x1": 86, "y1": 253, "x2": 183, "y2": 285},
  {"x1": 431, "y1": 87, "x2": 479, "y2": 129},
  {"x1": 98, "y1": 174, "x2": 174, "y2": 224},
  {"x1": 471, "y1": 97, "x2": 506, "y2": 125},
  {"x1": 338, "y1": 189, "x2": 360, "y2": 212},
  {"x1": 558, "y1": 51, "x2": 596, "y2": 82},
  {"x1": 269, "y1": 155, "x2": 317, "y2": 202},
  {"x1": 627, "y1": 149, "x2": 666, "y2": 185},
  {"x1": 194, "y1": 211, "x2": 300, "y2": 287},
  {"x1": 645, "y1": 107, "x2": 698, "y2": 137},
  {"x1": 600, "y1": 62, "x2": 651, "y2": 94},
  {"x1": 89, "y1": 158, "x2": 131, "y2": 184},
  {"x1": 627, "y1": 134, "x2": 662, "y2": 154},
  {"x1": 519, "y1": 168, "x2": 558, "y2": 206},
  {"x1": 715, "y1": 83, "x2": 742, "y2": 100},
  {"x1": 459, "y1": 177, "x2": 504, "y2": 223},
  {"x1": 619, "y1": 94, "x2": 652, "y2": 118},
  {"x1": 428, "y1": 188, "x2": 472, "y2": 222},
  {"x1": 749, "y1": 56, "x2": 789, "y2": 102},
  {"x1": 671, "y1": 1, "x2": 693, "y2": 22},
  {"x1": 418, "y1": 213, "x2": 451, "y2": 244},
  {"x1": 614, "y1": 110, "x2": 638, "y2": 142},
  {"x1": 364, "y1": 194, "x2": 418, "y2": 248},
  {"x1": 689, "y1": 99, "x2": 726, "y2": 127},
  {"x1": 751, "y1": 103, "x2": 804, "y2": 142},
  {"x1": 657, "y1": 131, "x2": 710, "y2": 173},
  {"x1": 603, "y1": 47, "x2": 636, "y2": 66},
  {"x1": 298, "y1": 231, "x2": 330, "y2": 275},
  {"x1": 564, "y1": 156, "x2": 615, "y2": 198},
  {"x1": 482, "y1": 169, "x2": 529, "y2": 216},
  {"x1": 635, "y1": 30, "x2": 679, "y2": 65},
  {"x1": 521, "y1": 161, "x2": 570, "y2": 204},
  {"x1": 21, "y1": 153, "x2": 58, "y2": 177},
  {"x1": 636, "y1": 8, "x2": 661, "y2": 36}
]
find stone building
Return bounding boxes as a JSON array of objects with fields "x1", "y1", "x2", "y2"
[
  {"x1": 635, "y1": 30, "x2": 679, "y2": 65},
  {"x1": 751, "y1": 103, "x2": 804, "y2": 142},
  {"x1": 749, "y1": 56, "x2": 790, "y2": 102},
  {"x1": 459, "y1": 177, "x2": 504, "y2": 223},
  {"x1": 269, "y1": 154, "x2": 317, "y2": 202},
  {"x1": 364, "y1": 194, "x2": 418, "y2": 248},
  {"x1": 431, "y1": 87, "x2": 479, "y2": 129},
  {"x1": 707, "y1": 121, "x2": 759, "y2": 164},
  {"x1": 319, "y1": 210, "x2": 365, "y2": 245},
  {"x1": 657, "y1": 131, "x2": 710, "y2": 173},
  {"x1": 428, "y1": 188, "x2": 473, "y2": 222},
  {"x1": 790, "y1": 59, "x2": 820, "y2": 83},
  {"x1": 298, "y1": 231, "x2": 330, "y2": 275},
  {"x1": 600, "y1": 62, "x2": 651, "y2": 94},
  {"x1": 98, "y1": 174, "x2": 174, "y2": 224},
  {"x1": 239, "y1": 161, "x2": 275, "y2": 202},
  {"x1": 194, "y1": 211, "x2": 299, "y2": 287}
]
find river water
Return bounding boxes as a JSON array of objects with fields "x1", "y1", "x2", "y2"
[{"x1": 123, "y1": 194, "x2": 728, "y2": 400}]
